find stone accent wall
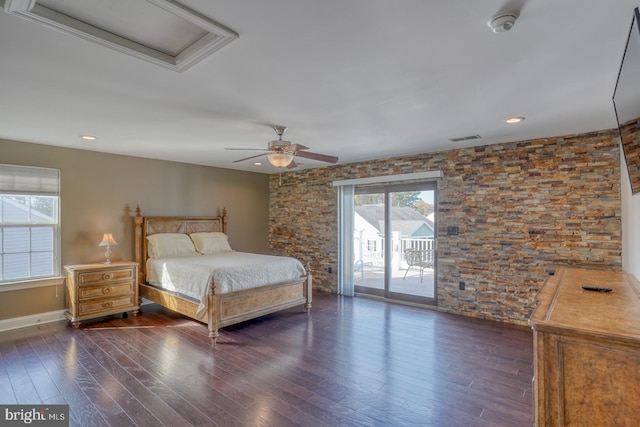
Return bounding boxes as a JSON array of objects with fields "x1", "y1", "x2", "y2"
[
  {"x1": 269, "y1": 129, "x2": 621, "y2": 324},
  {"x1": 619, "y1": 118, "x2": 640, "y2": 193}
]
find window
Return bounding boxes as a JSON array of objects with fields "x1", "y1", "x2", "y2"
[{"x1": 0, "y1": 164, "x2": 60, "y2": 284}]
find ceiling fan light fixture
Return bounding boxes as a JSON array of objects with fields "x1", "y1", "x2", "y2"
[{"x1": 268, "y1": 152, "x2": 294, "y2": 168}]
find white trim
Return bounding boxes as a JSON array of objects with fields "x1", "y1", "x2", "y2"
[
  {"x1": 0, "y1": 309, "x2": 66, "y2": 332},
  {"x1": 332, "y1": 171, "x2": 442, "y2": 187},
  {"x1": 0, "y1": 276, "x2": 65, "y2": 292}
]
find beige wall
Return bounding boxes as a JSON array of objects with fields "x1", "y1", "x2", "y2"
[{"x1": 0, "y1": 138, "x2": 270, "y2": 320}]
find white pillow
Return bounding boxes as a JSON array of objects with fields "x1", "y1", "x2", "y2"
[
  {"x1": 147, "y1": 233, "x2": 199, "y2": 259},
  {"x1": 189, "y1": 232, "x2": 233, "y2": 254}
]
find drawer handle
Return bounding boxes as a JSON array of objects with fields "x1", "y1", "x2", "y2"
[
  {"x1": 102, "y1": 273, "x2": 114, "y2": 280},
  {"x1": 102, "y1": 301, "x2": 113, "y2": 308},
  {"x1": 102, "y1": 287, "x2": 111, "y2": 294}
]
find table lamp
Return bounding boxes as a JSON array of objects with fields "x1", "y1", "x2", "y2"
[{"x1": 98, "y1": 233, "x2": 118, "y2": 264}]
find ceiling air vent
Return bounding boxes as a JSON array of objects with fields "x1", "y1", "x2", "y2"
[{"x1": 449, "y1": 134, "x2": 482, "y2": 142}]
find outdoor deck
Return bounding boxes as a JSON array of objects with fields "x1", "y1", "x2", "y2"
[{"x1": 353, "y1": 264, "x2": 435, "y2": 298}]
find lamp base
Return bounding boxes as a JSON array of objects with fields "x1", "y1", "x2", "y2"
[{"x1": 104, "y1": 246, "x2": 112, "y2": 264}]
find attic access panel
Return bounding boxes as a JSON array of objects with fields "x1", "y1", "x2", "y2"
[{"x1": 3, "y1": 0, "x2": 238, "y2": 72}]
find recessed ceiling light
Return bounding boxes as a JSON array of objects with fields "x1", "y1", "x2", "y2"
[
  {"x1": 81, "y1": 135, "x2": 96, "y2": 141},
  {"x1": 506, "y1": 117, "x2": 525, "y2": 124},
  {"x1": 253, "y1": 162, "x2": 263, "y2": 166}
]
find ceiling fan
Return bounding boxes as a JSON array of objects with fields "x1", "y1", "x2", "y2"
[{"x1": 226, "y1": 126, "x2": 339, "y2": 168}]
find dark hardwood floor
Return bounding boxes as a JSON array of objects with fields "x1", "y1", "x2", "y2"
[{"x1": 0, "y1": 292, "x2": 534, "y2": 426}]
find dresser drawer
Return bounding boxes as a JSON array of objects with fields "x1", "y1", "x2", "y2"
[
  {"x1": 79, "y1": 295, "x2": 136, "y2": 316},
  {"x1": 78, "y1": 268, "x2": 135, "y2": 286},
  {"x1": 79, "y1": 282, "x2": 133, "y2": 300}
]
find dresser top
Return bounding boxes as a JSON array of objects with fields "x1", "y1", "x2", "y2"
[{"x1": 529, "y1": 267, "x2": 640, "y2": 342}]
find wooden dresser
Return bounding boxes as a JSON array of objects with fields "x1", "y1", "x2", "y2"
[
  {"x1": 64, "y1": 261, "x2": 140, "y2": 328},
  {"x1": 529, "y1": 267, "x2": 640, "y2": 426}
]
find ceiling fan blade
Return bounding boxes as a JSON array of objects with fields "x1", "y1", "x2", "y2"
[
  {"x1": 294, "y1": 150, "x2": 339, "y2": 164},
  {"x1": 289, "y1": 143, "x2": 309, "y2": 152},
  {"x1": 287, "y1": 159, "x2": 298, "y2": 169},
  {"x1": 233, "y1": 153, "x2": 267, "y2": 163},
  {"x1": 225, "y1": 148, "x2": 268, "y2": 151}
]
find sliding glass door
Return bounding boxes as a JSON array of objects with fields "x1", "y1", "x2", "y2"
[{"x1": 353, "y1": 181, "x2": 437, "y2": 305}]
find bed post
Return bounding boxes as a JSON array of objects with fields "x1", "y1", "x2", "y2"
[
  {"x1": 305, "y1": 264, "x2": 313, "y2": 313},
  {"x1": 134, "y1": 205, "x2": 144, "y2": 289},
  {"x1": 221, "y1": 207, "x2": 227, "y2": 234},
  {"x1": 208, "y1": 279, "x2": 220, "y2": 344}
]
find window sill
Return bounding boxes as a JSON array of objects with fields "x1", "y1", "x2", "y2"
[{"x1": 0, "y1": 277, "x2": 65, "y2": 292}]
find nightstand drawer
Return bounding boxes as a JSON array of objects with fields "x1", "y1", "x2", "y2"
[
  {"x1": 79, "y1": 282, "x2": 133, "y2": 300},
  {"x1": 79, "y1": 295, "x2": 136, "y2": 316},
  {"x1": 78, "y1": 268, "x2": 135, "y2": 286}
]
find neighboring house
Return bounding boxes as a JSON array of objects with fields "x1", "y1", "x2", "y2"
[
  {"x1": 2, "y1": 196, "x2": 54, "y2": 223},
  {"x1": 354, "y1": 205, "x2": 434, "y2": 269}
]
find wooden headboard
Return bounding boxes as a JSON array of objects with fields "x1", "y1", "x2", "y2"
[{"x1": 133, "y1": 205, "x2": 227, "y2": 284}]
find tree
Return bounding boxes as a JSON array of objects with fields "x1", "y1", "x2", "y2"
[
  {"x1": 355, "y1": 193, "x2": 383, "y2": 205},
  {"x1": 415, "y1": 201, "x2": 434, "y2": 216},
  {"x1": 355, "y1": 191, "x2": 425, "y2": 208},
  {"x1": 391, "y1": 191, "x2": 422, "y2": 207}
]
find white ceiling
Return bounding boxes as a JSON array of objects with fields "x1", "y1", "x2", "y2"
[{"x1": 0, "y1": 0, "x2": 637, "y2": 173}]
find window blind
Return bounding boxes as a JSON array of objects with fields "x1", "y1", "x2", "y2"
[
  {"x1": 0, "y1": 164, "x2": 60, "y2": 195},
  {"x1": 337, "y1": 184, "x2": 355, "y2": 296}
]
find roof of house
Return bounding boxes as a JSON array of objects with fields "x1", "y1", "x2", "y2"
[{"x1": 355, "y1": 205, "x2": 434, "y2": 237}]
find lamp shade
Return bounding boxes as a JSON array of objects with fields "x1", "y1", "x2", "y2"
[
  {"x1": 99, "y1": 233, "x2": 118, "y2": 247},
  {"x1": 268, "y1": 152, "x2": 294, "y2": 168}
]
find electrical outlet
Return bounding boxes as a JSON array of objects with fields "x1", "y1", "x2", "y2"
[
  {"x1": 327, "y1": 267, "x2": 332, "y2": 273},
  {"x1": 459, "y1": 281, "x2": 465, "y2": 290}
]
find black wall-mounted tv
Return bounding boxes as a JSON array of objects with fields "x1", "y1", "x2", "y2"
[{"x1": 613, "y1": 7, "x2": 640, "y2": 195}]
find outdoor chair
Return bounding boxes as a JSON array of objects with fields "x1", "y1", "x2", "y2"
[{"x1": 403, "y1": 248, "x2": 433, "y2": 283}]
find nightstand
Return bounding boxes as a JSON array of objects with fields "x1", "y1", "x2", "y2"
[{"x1": 64, "y1": 261, "x2": 140, "y2": 328}]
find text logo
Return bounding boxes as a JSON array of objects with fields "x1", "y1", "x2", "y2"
[{"x1": 1, "y1": 405, "x2": 68, "y2": 426}]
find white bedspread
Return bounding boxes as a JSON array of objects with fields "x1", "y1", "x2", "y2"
[{"x1": 146, "y1": 252, "x2": 306, "y2": 319}]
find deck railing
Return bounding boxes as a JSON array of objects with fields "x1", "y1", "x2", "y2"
[
  {"x1": 355, "y1": 237, "x2": 435, "y2": 268},
  {"x1": 400, "y1": 237, "x2": 435, "y2": 258}
]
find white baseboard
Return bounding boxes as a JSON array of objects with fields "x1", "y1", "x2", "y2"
[
  {"x1": 0, "y1": 300, "x2": 155, "y2": 333},
  {"x1": 0, "y1": 310, "x2": 66, "y2": 332}
]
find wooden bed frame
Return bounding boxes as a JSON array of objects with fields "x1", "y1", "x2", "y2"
[{"x1": 133, "y1": 206, "x2": 312, "y2": 343}]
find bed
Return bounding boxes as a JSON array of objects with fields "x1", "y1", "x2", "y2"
[{"x1": 133, "y1": 206, "x2": 312, "y2": 343}]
